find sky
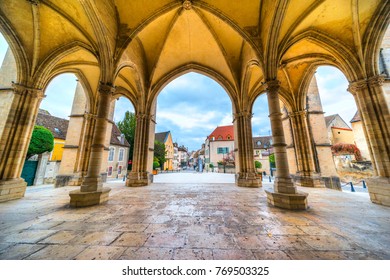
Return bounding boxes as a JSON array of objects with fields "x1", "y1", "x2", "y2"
[{"x1": 0, "y1": 34, "x2": 357, "y2": 152}]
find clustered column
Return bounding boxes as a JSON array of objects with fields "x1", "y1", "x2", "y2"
[
  {"x1": 348, "y1": 75, "x2": 390, "y2": 206},
  {"x1": 234, "y1": 110, "x2": 261, "y2": 187},
  {"x1": 0, "y1": 84, "x2": 44, "y2": 202},
  {"x1": 126, "y1": 112, "x2": 151, "y2": 187},
  {"x1": 69, "y1": 82, "x2": 114, "y2": 207},
  {"x1": 289, "y1": 110, "x2": 324, "y2": 187},
  {"x1": 264, "y1": 80, "x2": 308, "y2": 210}
]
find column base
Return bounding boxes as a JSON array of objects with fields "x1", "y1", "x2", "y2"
[
  {"x1": 321, "y1": 176, "x2": 341, "y2": 191},
  {"x1": 69, "y1": 187, "x2": 111, "y2": 207},
  {"x1": 236, "y1": 173, "x2": 262, "y2": 188},
  {"x1": 0, "y1": 178, "x2": 27, "y2": 202},
  {"x1": 366, "y1": 177, "x2": 390, "y2": 207},
  {"x1": 265, "y1": 189, "x2": 308, "y2": 210},
  {"x1": 126, "y1": 171, "x2": 150, "y2": 187},
  {"x1": 55, "y1": 174, "x2": 83, "y2": 187},
  {"x1": 274, "y1": 176, "x2": 296, "y2": 194},
  {"x1": 293, "y1": 174, "x2": 325, "y2": 188},
  {"x1": 80, "y1": 176, "x2": 103, "y2": 192}
]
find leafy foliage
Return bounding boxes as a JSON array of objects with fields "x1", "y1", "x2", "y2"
[
  {"x1": 331, "y1": 143, "x2": 362, "y2": 161},
  {"x1": 117, "y1": 111, "x2": 136, "y2": 170},
  {"x1": 153, "y1": 157, "x2": 160, "y2": 170},
  {"x1": 255, "y1": 160, "x2": 262, "y2": 169},
  {"x1": 154, "y1": 140, "x2": 166, "y2": 169},
  {"x1": 269, "y1": 153, "x2": 276, "y2": 168},
  {"x1": 27, "y1": 126, "x2": 54, "y2": 159}
]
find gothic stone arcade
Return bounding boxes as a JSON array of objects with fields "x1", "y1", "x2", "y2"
[{"x1": 0, "y1": 0, "x2": 389, "y2": 211}]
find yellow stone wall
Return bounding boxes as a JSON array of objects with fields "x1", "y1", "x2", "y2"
[
  {"x1": 164, "y1": 133, "x2": 174, "y2": 170},
  {"x1": 50, "y1": 138, "x2": 65, "y2": 161},
  {"x1": 330, "y1": 128, "x2": 354, "y2": 145},
  {"x1": 351, "y1": 121, "x2": 371, "y2": 161}
]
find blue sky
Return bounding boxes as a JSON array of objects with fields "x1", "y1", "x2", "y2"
[{"x1": 0, "y1": 34, "x2": 356, "y2": 152}]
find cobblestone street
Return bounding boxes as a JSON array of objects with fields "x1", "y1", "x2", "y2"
[{"x1": 0, "y1": 173, "x2": 389, "y2": 260}]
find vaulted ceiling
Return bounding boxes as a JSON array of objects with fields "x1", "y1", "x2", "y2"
[{"x1": 0, "y1": 0, "x2": 388, "y2": 111}]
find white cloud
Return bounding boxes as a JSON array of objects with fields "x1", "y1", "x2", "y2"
[
  {"x1": 219, "y1": 113, "x2": 233, "y2": 126},
  {"x1": 315, "y1": 67, "x2": 357, "y2": 124},
  {"x1": 157, "y1": 108, "x2": 217, "y2": 131}
]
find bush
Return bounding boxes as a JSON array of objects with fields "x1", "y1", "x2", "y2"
[
  {"x1": 27, "y1": 126, "x2": 54, "y2": 159},
  {"x1": 255, "y1": 160, "x2": 262, "y2": 169},
  {"x1": 153, "y1": 161, "x2": 160, "y2": 170}
]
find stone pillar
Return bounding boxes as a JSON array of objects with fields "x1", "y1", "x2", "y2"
[
  {"x1": 0, "y1": 84, "x2": 44, "y2": 202},
  {"x1": 264, "y1": 80, "x2": 308, "y2": 210},
  {"x1": 281, "y1": 106, "x2": 297, "y2": 174},
  {"x1": 126, "y1": 112, "x2": 151, "y2": 187},
  {"x1": 100, "y1": 99, "x2": 116, "y2": 182},
  {"x1": 234, "y1": 110, "x2": 261, "y2": 187},
  {"x1": 147, "y1": 102, "x2": 157, "y2": 182},
  {"x1": 56, "y1": 80, "x2": 91, "y2": 187},
  {"x1": 69, "y1": 83, "x2": 114, "y2": 207},
  {"x1": 348, "y1": 76, "x2": 390, "y2": 206},
  {"x1": 289, "y1": 110, "x2": 324, "y2": 188},
  {"x1": 306, "y1": 75, "x2": 340, "y2": 189}
]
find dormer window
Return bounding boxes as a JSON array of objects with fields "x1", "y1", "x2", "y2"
[
  {"x1": 54, "y1": 128, "x2": 60, "y2": 134},
  {"x1": 257, "y1": 140, "x2": 261, "y2": 146}
]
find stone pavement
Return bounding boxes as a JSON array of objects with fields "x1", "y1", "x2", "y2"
[{"x1": 0, "y1": 173, "x2": 389, "y2": 260}]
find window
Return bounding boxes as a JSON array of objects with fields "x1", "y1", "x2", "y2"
[
  {"x1": 227, "y1": 135, "x2": 231, "y2": 140},
  {"x1": 217, "y1": 147, "x2": 229, "y2": 154},
  {"x1": 108, "y1": 147, "x2": 115, "y2": 161},
  {"x1": 217, "y1": 135, "x2": 223, "y2": 140},
  {"x1": 257, "y1": 140, "x2": 261, "y2": 146},
  {"x1": 118, "y1": 148, "x2": 124, "y2": 162},
  {"x1": 107, "y1": 166, "x2": 113, "y2": 176}
]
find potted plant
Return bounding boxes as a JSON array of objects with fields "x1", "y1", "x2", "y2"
[{"x1": 153, "y1": 158, "x2": 160, "y2": 175}]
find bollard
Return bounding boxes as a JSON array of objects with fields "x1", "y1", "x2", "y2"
[
  {"x1": 269, "y1": 176, "x2": 271, "y2": 182},
  {"x1": 362, "y1": 180, "x2": 366, "y2": 189},
  {"x1": 350, "y1": 182, "x2": 355, "y2": 192}
]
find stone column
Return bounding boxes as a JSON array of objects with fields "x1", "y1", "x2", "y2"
[
  {"x1": 264, "y1": 80, "x2": 308, "y2": 210},
  {"x1": 289, "y1": 110, "x2": 324, "y2": 188},
  {"x1": 126, "y1": 112, "x2": 151, "y2": 187},
  {"x1": 348, "y1": 76, "x2": 390, "y2": 206},
  {"x1": 0, "y1": 84, "x2": 44, "y2": 202},
  {"x1": 234, "y1": 110, "x2": 261, "y2": 187},
  {"x1": 69, "y1": 83, "x2": 114, "y2": 207},
  {"x1": 56, "y1": 80, "x2": 91, "y2": 187}
]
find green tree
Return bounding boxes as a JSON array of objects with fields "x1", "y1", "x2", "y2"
[
  {"x1": 154, "y1": 140, "x2": 166, "y2": 169},
  {"x1": 27, "y1": 125, "x2": 54, "y2": 159},
  {"x1": 117, "y1": 111, "x2": 136, "y2": 170},
  {"x1": 255, "y1": 160, "x2": 262, "y2": 169},
  {"x1": 269, "y1": 153, "x2": 276, "y2": 168}
]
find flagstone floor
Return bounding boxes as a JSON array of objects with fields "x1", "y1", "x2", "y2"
[{"x1": 0, "y1": 174, "x2": 389, "y2": 260}]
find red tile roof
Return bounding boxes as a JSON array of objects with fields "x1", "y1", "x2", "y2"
[{"x1": 208, "y1": 125, "x2": 234, "y2": 141}]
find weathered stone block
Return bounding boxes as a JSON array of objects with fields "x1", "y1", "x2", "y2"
[
  {"x1": 0, "y1": 178, "x2": 27, "y2": 202},
  {"x1": 366, "y1": 177, "x2": 390, "y2": 207},
  {"x1": 265, "y1": 189, "x2": 308, "y2": 210},
  {"x1": 69, "y1": 187, "x2": 111, "y2": 207}
]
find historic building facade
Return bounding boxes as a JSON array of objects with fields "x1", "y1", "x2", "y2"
[{"x1": 0, "y1": 1, "x2": 389, "y2": 209}]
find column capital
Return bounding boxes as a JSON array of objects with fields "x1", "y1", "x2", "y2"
[
  {"x1": 289, "y1": 110, "x2": 307, "y2": 118},
  {"x1": 136, "y1": 113, "x2": 153, "y2": 120},
  {"x1": 84, "y1": 112, "x2": 96, "y2": 120},
  {"x1": 233, "y1": 110, "x2": 252, "y2": 120},
  {"x1": 348, "y1": 75, "x2": 385, "y2": 95},
  {"x1": 12, "y1": 83, "x2": 45, "y2": 99},
  {"x1": 98, "y1": 82, "x2": 116, "y2": 95},
  {"x1": 265, "y1": 80, "x2": 281, "y2": 94}
]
